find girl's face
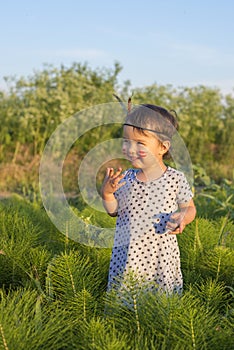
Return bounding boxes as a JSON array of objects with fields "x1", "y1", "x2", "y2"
[{"x1": 122, "y1": 125, "x2": 168, "y2": 169}]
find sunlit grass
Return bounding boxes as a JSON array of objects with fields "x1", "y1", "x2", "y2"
[{"x1": 0, "y1": 195, "x2": 233, "y2": 349}]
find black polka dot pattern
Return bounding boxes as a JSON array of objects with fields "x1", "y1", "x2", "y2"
[{"x1": 108, "y1": 167, "x2": 193, "y2": 293}]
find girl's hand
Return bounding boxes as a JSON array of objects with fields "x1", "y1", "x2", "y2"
[
  {"x1": 166, "y1": 200, "x2": 196, "y2": 235},
  {"x1": 166, "y1": 212, "x2": 186, "y2": 235},
  {"x1": 102, "y1": 167, "x2": 126, "y2": 197}
]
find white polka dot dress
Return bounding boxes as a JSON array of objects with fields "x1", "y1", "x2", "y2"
[{"x1": 107, "y1": 166, "x2": 193, "y2": 293}]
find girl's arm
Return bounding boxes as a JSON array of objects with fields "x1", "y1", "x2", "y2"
[
  {"x1": 102, "y1": 193, "x2": 118, "y2": 217},
  {"x1": 166, "y1": 199, "x2": 196, "y2": 234},
  {"x1": 101, "y1": 167, "x2": 125, "y2": 217}
]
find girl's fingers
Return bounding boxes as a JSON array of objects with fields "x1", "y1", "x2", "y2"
[
  {"x1": 118, "y1": 181, "x2": 126, "y2": 189},
  {"x1": 109, "y1": 168, "x2": 114, "y2": 177},
  {"x1": 113, "y1": 175, "x2": 125, "y2": 188},
  {"x1": 106, "y1": 167, "x2": 124, "y2": 181},
  {"x1": 169, "y1": 228, "x2": 180, "y2": 235},
  {"x1": 112, "y1": 167, "x2": 122, "y2": 180},
  {"x1": 179, "y1": 222, "x2": 185, "y2": 233},
  {"x1": 166, "y1": 218, "x2": 178, "y2": 229},
  {"x1": 170, "y1": 212, "x2": 180, "y2": 221},
  {"x1": 105, "y1": 167, "x2": 125, "y2": 190},
  {"x1": 106, "y1": 167, "x2": 115, "y2": 177},
  {"x1": 169, "y1": 222, "x2": 185, "y2": 235}
]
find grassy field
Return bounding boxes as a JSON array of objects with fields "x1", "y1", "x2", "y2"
[{"x1": 0, "y1": 188, "x2": 233, "y2": 350}]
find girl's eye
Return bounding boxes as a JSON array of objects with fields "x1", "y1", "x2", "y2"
[{"x1": 137, "y1": 141, "x2": 145, "y2": 145}]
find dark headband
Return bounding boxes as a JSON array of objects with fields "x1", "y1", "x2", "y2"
[{"x1": 123, "y1": 123, "x2": 169, "y2": 137}]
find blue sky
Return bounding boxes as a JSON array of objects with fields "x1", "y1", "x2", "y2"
[{"x1": 0, "y1": 0, "x2": 234, "y2": 94}]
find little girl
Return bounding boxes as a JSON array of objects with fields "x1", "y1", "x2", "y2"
[{"x1": 101, "y1": 104, "x2": 196, "y2": 293}]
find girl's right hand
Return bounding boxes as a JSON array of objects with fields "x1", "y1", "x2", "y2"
[{"x1": 101, "y1": 167, "x2": 126, "y2": 197}]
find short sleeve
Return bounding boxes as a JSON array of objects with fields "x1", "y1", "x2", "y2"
[{"x1": 176, "y1": 172, "x2": 194, "y2": 204}]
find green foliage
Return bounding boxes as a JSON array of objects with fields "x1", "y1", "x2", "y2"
[
  {"x1": 0, "y1": 199, "x2": 51, "y2": 290},
  {"x1": 0, "y1": 63, "x2": 234, "y2": 197},
  {"x1": 70, "y1": 317, "x2": 131, "y2": 350},
  {"x1": 0, "y1": 62, "x2": 122, "y2": 157},
  {"x1": 0, "y1": 289, "x2": 75, "y2": 350},
  {"x1": 0, "y1": 197, "x2": 234, "y2": 349},
  {"x1": 178, "y1": 217, "x2": 234, "y2": 286},
  {"x1": 79, "y1": 206, "x2": 115, "y2": 227},
  {"x1": 193, "y1": 164, "x2": 212, "y2": 187},
  {"x1": 195, "y1": 178, "x2": 234, "y2": 220},
  {"x1": 105, "y1": 280, "x2": 234, "y2": 350},
  {"x1": 45, "y1": 251, "x2": 105, "y2": 316}
]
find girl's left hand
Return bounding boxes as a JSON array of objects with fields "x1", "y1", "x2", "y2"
[{"x1": 166, "y1": 212, "x2": 186, "y2": 234}]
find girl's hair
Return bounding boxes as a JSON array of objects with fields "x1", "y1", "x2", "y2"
[{"x1": 124, "y1": 104, "x2": 179, "y2": 159}]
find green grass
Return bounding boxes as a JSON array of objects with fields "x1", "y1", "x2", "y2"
[{"x1": 0, "y1": 195, "x2": 233, "y2": 349}]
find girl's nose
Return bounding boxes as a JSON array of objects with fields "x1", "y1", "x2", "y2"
[
  {"x1": 128, "y1": 141, "x2": 136, "y2": 155},
  {"x1": 122, "y1": 145, "x2": 127, "y2": 155}
]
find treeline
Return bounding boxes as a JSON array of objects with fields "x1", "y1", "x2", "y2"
[{"x1": 0, "y1": 62, "x2": 234, "y2": 190}]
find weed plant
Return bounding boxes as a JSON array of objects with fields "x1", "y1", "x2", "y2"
[{"x1": 0, "y1": 195, "x2": 233, "y2": 349}]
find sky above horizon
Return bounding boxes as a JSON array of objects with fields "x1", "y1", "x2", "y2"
[{"x1": 0, "y1": 0, "x2": 234, "y2": 95}]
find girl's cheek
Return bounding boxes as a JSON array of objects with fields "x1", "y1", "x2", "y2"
[{"x1": 138, "y1": 150, "x2": 147, "y2": 158}]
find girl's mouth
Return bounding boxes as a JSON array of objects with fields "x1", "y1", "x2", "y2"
[
  {"x1": 129, "y1": 157, "x2": 140, "y2": 163},
  {"x1": 138, "y1": 151, "x2": 147, "y2": 157}
]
